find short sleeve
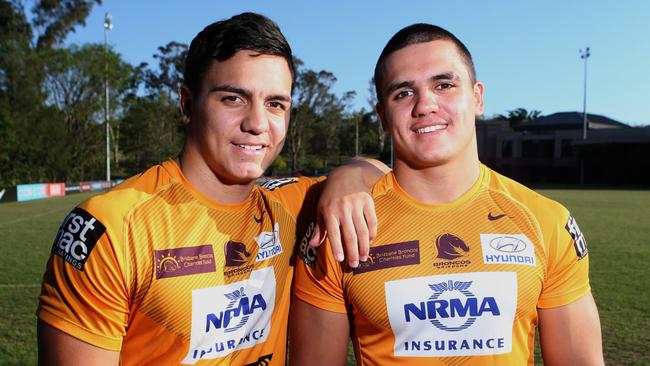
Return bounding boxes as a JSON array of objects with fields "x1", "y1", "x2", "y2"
[
  {"x1": 294, "y1": 236, "x2": 347, "y2": 313},
  {"x1": 537, "y1": 211, "x2": 591, "y2": 309},
  {"x1": 37, "y1": 206, "x2": 129, "y2": 351}
]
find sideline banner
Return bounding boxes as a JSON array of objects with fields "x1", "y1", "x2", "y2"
[
  {"x1": 46, "y1": 183, "x2": 66, "y2": 197},
  {"x1": 0, "y1": 187, "x2": 17, "y2": 203},
  {"x1": 17, "y1": 183, "x2": 47, "y2": 202}
]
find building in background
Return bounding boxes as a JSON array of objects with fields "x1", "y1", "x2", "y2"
[{"x1": 477, "y1": 112, "x2": 650, "y2": 186}]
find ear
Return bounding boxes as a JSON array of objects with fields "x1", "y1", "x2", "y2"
[
  {"x1": 473, "y1": 81, "x2": 485, "y2": 116},
  {"x1": 179, "y1": 85, "x2": 193, "y2": 124},
  {"x1": 376, "y1": 102, "x2": 389, "y2": 133}
]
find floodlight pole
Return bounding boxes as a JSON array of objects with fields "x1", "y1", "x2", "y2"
[
  {"x1": 580, "y1": 47, "x2": 590, "y2": 140},
  {"x1": 104, "y1": 13, "x2": 113, "y2": 185}
]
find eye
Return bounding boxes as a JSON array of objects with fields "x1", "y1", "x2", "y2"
[
  {"x1": 393, "y1": 89, "x2": 414, "y2": 100},
  {"x1": 221, "y1": 95, "x2": 244, "y2": 104},
  {"x1": 435, "y1": 82, "x2": 455, "y2": 91},
  {"x1": 267, "y1": 101, "x2": 288, "y2": 111}
]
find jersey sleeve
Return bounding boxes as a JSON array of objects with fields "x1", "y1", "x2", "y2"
[
  {"x1": 537, "y1": 209, "x2": 591, "y2": 309},
  {"x1": 294, "y1": 235, "x2": 348, "y2": 313},
  {"x1": 37, "y1": 204, "x2": 130, "y2": 351}
]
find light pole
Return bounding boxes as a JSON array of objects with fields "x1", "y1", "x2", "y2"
[
  {"x1": 104, "y1": 12, "x2": 113, "y2": 184},
  {"x1": 580, "y1": 47, "x2": 590, "y2": 140}
]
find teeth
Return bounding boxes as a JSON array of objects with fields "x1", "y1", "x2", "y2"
[
  {"x1": 416, "y1": 125, "x2": 446, "y2": 134},
  {"x1": 238, "y1": 144, "x2": 263, "y2": 151}
]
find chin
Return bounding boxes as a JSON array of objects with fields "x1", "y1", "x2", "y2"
[{"x1": 234, "y1": 165, "x2": 266, "y2": 182}]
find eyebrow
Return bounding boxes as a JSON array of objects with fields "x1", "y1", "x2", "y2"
[
  {"x1": 385, "y1": 72, "x2": 460, "y2": 96},
  {"x1": 210, "y1": 84, "x2": 291, "y2": 102}
]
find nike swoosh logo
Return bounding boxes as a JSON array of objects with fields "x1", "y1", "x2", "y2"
[
  {"x1": 488, "y1": 213, "x2": 507, "y2": 221},
  {"x1": 254, "y1": 211, "x2": 264, "y2": 224}
]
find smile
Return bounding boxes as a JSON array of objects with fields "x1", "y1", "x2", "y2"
[
  {"x1": 416, "y1": 125, "x2": 447, "y2": 134},
  {"x1": 236, "y1": 144, "x2": 265, "y2": 151}
]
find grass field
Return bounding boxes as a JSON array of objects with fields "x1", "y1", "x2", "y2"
[{"x1": 0, "y1": 190, "x2": 648, "y2": 365}]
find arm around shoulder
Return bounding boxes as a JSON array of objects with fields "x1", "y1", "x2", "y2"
[
  {"x1": 313, "y1": 157, "x2": 390, "y2": 267},
  {"x1": 538, "y1": 292, "x2": 604, "y2": 366},
  {"x1": 289, "y1": 298, "x2": 350, "y2": 366},
  {"x1": 38, "y1": 320, "x2": 119, "y2": 366}
]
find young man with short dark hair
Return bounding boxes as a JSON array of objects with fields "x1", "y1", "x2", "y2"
[
  {"x1": 291, "y1": 23, "x2": 604, "y2": 366},
  {"x1": 37, "y1": 13, "x2": 386, "y2": 365}
]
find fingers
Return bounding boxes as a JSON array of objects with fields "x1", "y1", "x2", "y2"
[
  {"x1": 338, "y1": 207, "x2": 360, "y2": 268},
  {"x1": 360, "y1": 198, "x2": 377, "y2": 261},
  {"x1": 324, "y1": 213, "x2": 345, "y2": 263},
  {"x1": 308, "y1": 216, "x2": 326, "y2": 248},
  {"x1": 315, "y1": 192, "x2": 378, "y2": 268}
]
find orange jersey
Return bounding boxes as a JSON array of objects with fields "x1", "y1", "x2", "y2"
[
  {"x1": 38, "y1": 160, "x2": 320, "y2": 365},
  {"x1": 295, "y1": 164, "x2": 590, "y2": 366}
]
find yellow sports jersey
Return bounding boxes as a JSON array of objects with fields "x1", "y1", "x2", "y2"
[
  {"x1": 295, "y1": 164, "x2": 590, "y2": 366},
  {"x1": 38, "y1": 160, "x2": 320, "y2": 365}
]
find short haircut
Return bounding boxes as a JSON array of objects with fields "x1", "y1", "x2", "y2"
[
  {"x1": 183, "y1": 12, "x2": 295, "y2": 95},
  {"x1": 374, "y1": 23, "x2": 476, "y2": 104}
]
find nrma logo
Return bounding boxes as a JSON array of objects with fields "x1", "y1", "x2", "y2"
[
  {"x1": 205, "y1": 287, "x2": 267, "y2": 333},
  {"x1": 403, "y1": 280, "x2": 500, "y2": 332}
]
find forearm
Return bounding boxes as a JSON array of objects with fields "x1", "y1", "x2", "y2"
[{"x1": 327, "y1": 157, "x2": 390, "y2": 189}]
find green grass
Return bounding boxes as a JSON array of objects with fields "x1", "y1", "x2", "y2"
[
  {"x1": 0, "y1": 192, "x2": 96, "y2": 365},
  {"x1": 536, "y1": 190, "x2": 650, "y2": 365},
  {"x1": 1, "y1": 190, "x2": 648, "y2": 365}
]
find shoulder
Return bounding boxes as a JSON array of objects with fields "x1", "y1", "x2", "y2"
[
  {"x1": 483, "y1": 166, "x2": 569, "y2": 224},
  {"x1": 78, "y1": 161, "x2": 178, "y2": 230},
  {"x1": 370, "y1": 172, "x2": 397, "y2": 200},
  {"x1": 259, "y1": 176, "x2": 324, "y2": 215}
]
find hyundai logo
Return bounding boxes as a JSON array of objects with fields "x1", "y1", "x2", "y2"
[{"x1": 489, "y1": 236, "x2": 527, "y2": 253}]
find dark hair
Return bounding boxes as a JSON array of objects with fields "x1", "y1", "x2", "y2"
[
  {"x1": 374, "y1": 23, "x2": 476, "y2": 104},
  {"x1": 183, "y1": 12, "x2": 295, "y2": 95}
]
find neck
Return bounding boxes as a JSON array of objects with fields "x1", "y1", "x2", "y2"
[
  {"x1": 393, "y1": 150, "x2": 481, "y2": 205},
  {"x1": 177, "y1": 150, "x2": 255, "y2": 205}
]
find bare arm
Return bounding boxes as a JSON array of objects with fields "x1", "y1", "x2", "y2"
[
  {"x1": 538, "y1": 292, "x2": 604, "y2": 366},
  {"x1": 38, "y1": 321, "x2": 119, "y2": 366},
  {"x1": 309, "y1": 157, "x2": 390, "y2": 267},
  {"x1": 289, "y1": 298, "x2": 350, "y2": 366}
]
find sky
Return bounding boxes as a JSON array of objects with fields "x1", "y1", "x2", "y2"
[{"x1": 63, "y1": 0, "x2": 650, "y2": 126}]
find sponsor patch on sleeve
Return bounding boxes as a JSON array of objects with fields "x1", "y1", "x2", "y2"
[
  {"x1": 51, "y1": 207, "x2": 106, "y2": 271},
  {"x1": 298, "y1": 222, "x2": 318, "y2": 268},
  {"x1": 565, "y1": 215, "x2": 588, "y2": 259}
]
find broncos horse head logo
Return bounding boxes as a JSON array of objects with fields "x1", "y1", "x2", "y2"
[
  {"x1": 435, "y1": 233, "x2": 470, "y2": 260},
  {"x1": 224, "y1": 240, "x2": 251, "y2": 267}
]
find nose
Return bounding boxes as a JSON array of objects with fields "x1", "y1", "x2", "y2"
[
  {"x1": 412, "y1": 89, "x2": 439, "y2": 117},
  {"x1": 242, "y1": 100, "x2": 269, "y2": 134}
]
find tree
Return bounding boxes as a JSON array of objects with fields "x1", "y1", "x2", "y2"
[
  {"x1": 32, "y1": 0, "x2": 103, "y2": 48},
  {"x1": 43, "y1": 44, "x2": 134, "y2": 180},
  {"x1": 0, "y1": 0, "x2": 104, "y2": 184},
  {"x1": 144, "y1": 41, "x2": 187, "y2": 102},
  {"x1": 119, "y1": 94, "x2": 183, "y2": 173},
  {"x1": 0, "y1": 1, "x2": 50, "y2": 184},
  {"x1": 284, "y1": 58, "x2": 356, "y2": 173},
  {"x1": 497, "y1": 108, "x2": 541, "y2": 130}
]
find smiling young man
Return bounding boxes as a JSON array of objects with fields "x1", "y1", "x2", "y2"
[
  {"x1": 37, "y1": 13, "x2": 385, "y2": 366},
  {"x1": 291, "y1": 24, "x2": 604, "y2": 366}
]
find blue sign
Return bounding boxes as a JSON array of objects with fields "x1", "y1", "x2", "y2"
[{"x1": 17, "y1": 183, "x2": 47, "y2": 202}]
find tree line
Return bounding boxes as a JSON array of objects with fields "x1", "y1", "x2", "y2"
[{"x1": 0, "y1": 0, "x2": 391, "y2": 186}]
